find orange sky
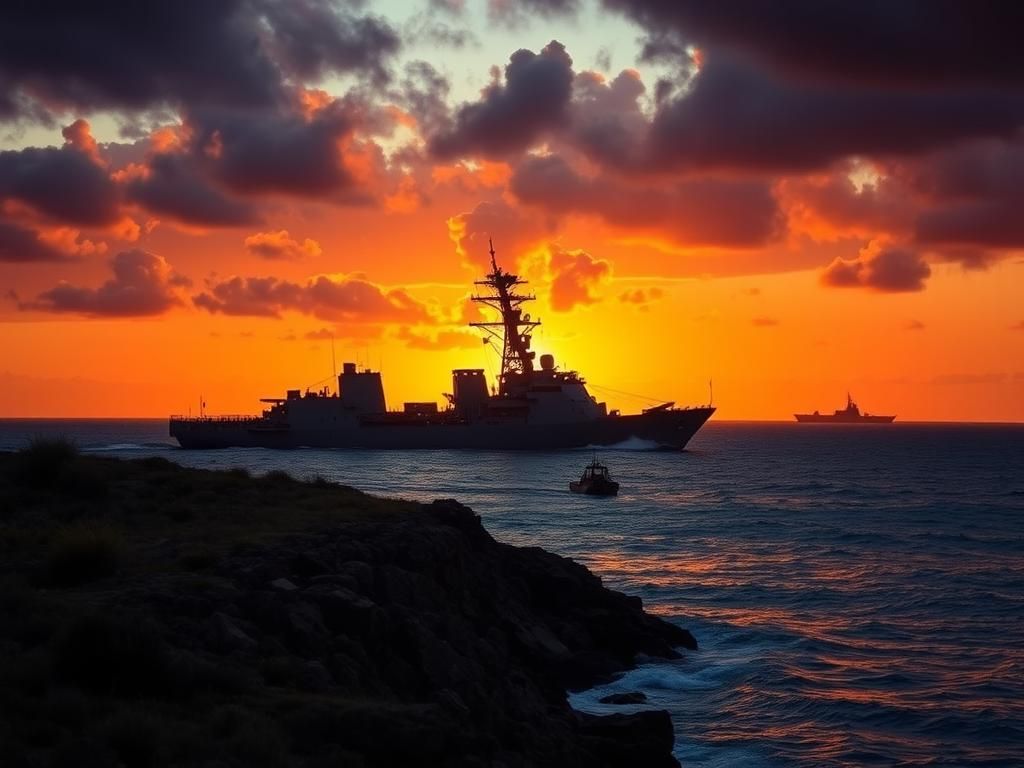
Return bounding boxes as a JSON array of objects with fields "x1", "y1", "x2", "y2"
[{"x1": 2, "y1": 4, "x2": 1023, "y2": 421}]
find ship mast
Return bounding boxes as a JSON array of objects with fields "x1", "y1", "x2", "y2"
[{"x1": 469, "y1": 239, "x2": 540, "y2": 396}]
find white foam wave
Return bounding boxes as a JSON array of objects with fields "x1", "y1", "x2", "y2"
[{"x1": 584, "y1": 436, "x2": 661, "y2": 451}]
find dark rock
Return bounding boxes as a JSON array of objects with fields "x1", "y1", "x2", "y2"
[
  {"x1": 207, "y1": 611, "x2": 257, "y2": 653},
  {"x1": 0, "y1": 454, "x2": 696, "y2": 767},
  {"x1": 578, "y1": 710, "x2": 679, "y2": 767},
  {"x1": 599, "y1": 691, "x2": 648, "y2": 705}
]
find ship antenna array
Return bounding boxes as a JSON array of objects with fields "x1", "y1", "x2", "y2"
[{"x1": 468, "y1": 238, "x2": 540, "y2": 395}]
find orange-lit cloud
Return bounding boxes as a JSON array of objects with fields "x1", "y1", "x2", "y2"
[
  {"x1": 547, "y1": 245, "x2": 611, "y2": 311},
  {"x1": 447, "y1": 199, "x2": 551, "y2": 268},
  {"x1": 244, "y1": 230, "x2": 322, "y2": 260},
  {"x1": 193, "y1": 273, "x2": 434, "y2": 322}
]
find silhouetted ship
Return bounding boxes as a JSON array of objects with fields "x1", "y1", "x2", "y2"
[
  {"x1": 170, "y1": 243, "x2": 714, "y2": 450},
  {"x1": 569, "y1": 458, "x2": 619, "y2": 496},
  {"x1": 794, "y1": 394, "x2": 895, "y2": 424}
]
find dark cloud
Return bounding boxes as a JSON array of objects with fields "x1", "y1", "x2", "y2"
[
  {"x1": 821, "y1": 243, "x2": 930, "y2": 292},
  {"x1": 779, "y1": 168, "x2": 914, "y2": 241},
  {"x1": 643, "y1": 50, "x2": 1024, "y2": 174},
  {"x1": 916, "y1": 201, "x2": 1024, "y2": 250},
  {"x1": 123, "y1": 152, "x2": 260, "y2": 227},
  {"x1": 751, "y1": 316, "x2": 778, "y2": 327},
  {"x1": 399, "y1": 61, "x2": 453, "y2": 138},
  {"x1": 908, "y1": 140, "x2": 1024, "y2": 251},
  {"x1": 547, "y1": 245, "x2": 610, "y2": 311},
  {"x1": 0, "y1": 133, "x2": 121, "y2": 227},
  {"x1": 189, "y1": 100, "x2": 366, "y2": 198},
  {"x1": 603, "y1": 1, "x2": 1024, "y2": 86},
  {"x1": 511, "y1": 154, "x2": 782, "y2": 248},
  {"x1": 779, "y1": 141, "x2": 1024, "y2": 267},
  {"x1": 0, "y1": 219, "x2": 71, "y2": 262},
  {"x1": 193, "y1": 274, "x2": 432, "y2": 322},
  {"x1": 430, "y1": 41, "x2": 575, "y2": 159},
  {"x1": 0, "y1": 0, "x2": 400, "y2": 120},
  {"x1": 568, "y1": 69, "x2": 649, "y2": 170},
  {"x1": 257, "y1": 0, "x2": 399, "y2": 85},
  {"x1": 19, "y1": 249, "x2": 188, "y2": 316}
]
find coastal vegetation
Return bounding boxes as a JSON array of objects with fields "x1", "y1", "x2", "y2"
[{"x1": 0, "y1": 441, "x2": 693, "y2": 767}]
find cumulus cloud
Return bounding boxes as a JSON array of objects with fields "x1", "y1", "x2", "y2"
[
  {"x1": 447, "y1": 199, "x2": 552, "y2": 269},
  {"x1": 122, "y1": 151, "x2": 260, "y2": 227},
  {"x1": 430, "y1": 41, "x2": 575, "y2": 159},
  {"x1": 821, "y1": 241, "x2": 931, "y2": 292},
  {"x1": 0, "y1": 0, "x2": 400, "y2": 120},
  {"x1": 602, "y1": 1, "x2": 1024, "y2": 86},
  {"x1": 188, "y1": 99, "x2": 373, "y2": 198},
  {"x1": 642, "y1": 50, "x2": 1024, "y2": 174},
  {"x1": 547, "y1": 245, "x2": 610, "y2": 311},
  {"x1": 0, "y1": 123, "x2": 121, "y2": 227},
  {"x1": 0, "y1": 220, "x2": 72, "y2": 263},
  {"x1": 19, "y1": 249, "x2": 189, "y2": 316},
  {"x1": 193, "y1": 273, "x2": 433, "y2": 322},
  {"x1": 244, "y1": 230, "x2": 322, "y2": 260},
  {"x1": 511, "y1": 154, "x2": 782, "y2": 248}
]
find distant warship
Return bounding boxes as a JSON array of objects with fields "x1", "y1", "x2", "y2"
[
  {"x1": 170, "y1": 243, "x2": 715, "y2": 450},
  {"x1": 795, "y1": 394, "x2": 895, "y2": 423}
]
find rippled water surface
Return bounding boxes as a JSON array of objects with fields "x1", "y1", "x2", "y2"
[{"x1": 3, "y1": 420, "x2": 1023, "y2": 766}]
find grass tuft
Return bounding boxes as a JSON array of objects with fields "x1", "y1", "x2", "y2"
[
  {"x1": 14, "y1": 437, "x2": 79, "y2": 487},
  {"x1": 46, "y1": 525, "x2": 122, "y2": 587}
]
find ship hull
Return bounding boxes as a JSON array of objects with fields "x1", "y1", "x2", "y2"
[
  {"x1": 794, "y1": 414, "x2": 895, "y2": 423},
  {"x1": 170, "y1": 407, "x2": 715, "y2": 451}
]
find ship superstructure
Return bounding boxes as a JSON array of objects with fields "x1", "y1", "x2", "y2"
[
  {"x1": 170, "y1": 244, "x2": 715, "y2": 449},
  {"x1": 795, "y1": 394, "x2": 895, "y2": 423}
]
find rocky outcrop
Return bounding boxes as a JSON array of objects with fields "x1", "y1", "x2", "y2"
[
  {"x1": 188, "y1": 499, "x2": 694, "y2": 766},
  {"x1": 0, "y1": 454, "x2": 694, "y2": 767}
]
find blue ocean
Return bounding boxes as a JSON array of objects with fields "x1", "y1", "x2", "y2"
[{"x1": 2, "y1": 420, "x2": 1022, "y2": 766}]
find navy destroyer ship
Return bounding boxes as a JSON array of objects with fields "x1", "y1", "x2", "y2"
[
  {"x1": 170, "y1": 244, "x2": 715, "y2": 450},
  {"x1": 795, "y1": 394, "x2": 895, "y2": 423}
]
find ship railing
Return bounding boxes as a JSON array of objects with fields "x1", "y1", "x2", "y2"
[{"x1": 169, "y1": 415, "x2": 261, "y2": 423}]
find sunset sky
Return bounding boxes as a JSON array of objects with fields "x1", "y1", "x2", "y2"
[{"x1": 1, "y1": 1, "x2": 1022, "y2": 421}]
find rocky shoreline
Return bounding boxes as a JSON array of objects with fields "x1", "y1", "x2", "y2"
[{"x1": 0, "y1": 446, "x2": 695, "y2": 767}]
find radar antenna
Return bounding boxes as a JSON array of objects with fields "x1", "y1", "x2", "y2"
[{"x1": 469, "y1": 240, "x2": 540, "y2": 396}]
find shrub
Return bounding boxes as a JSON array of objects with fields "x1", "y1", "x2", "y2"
[
  {"x1": 228, "y1": 467, "x2": 251, "y2": 479},
  {"x1": 46, "y1": 525, "x2": 122, "y2": 587},
  {"x1": 14, "y1": 437, "x2": 78, "y2": 487},
  {"x1": 263, "y1": 469, "x2": 293, "y2": 484}
]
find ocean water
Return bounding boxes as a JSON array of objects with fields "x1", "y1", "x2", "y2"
[{"x1": 2, "y1": 419, "x2": 1023, "y2": 766}]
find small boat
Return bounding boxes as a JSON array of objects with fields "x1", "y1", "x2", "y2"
[{"x1": 570, "y1": 458, "x2": 620, "y2": 496}]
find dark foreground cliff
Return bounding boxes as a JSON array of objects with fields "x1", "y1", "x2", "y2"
[{"x1": 0, "y1": 443, "x2": 695, "y2": 767}]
